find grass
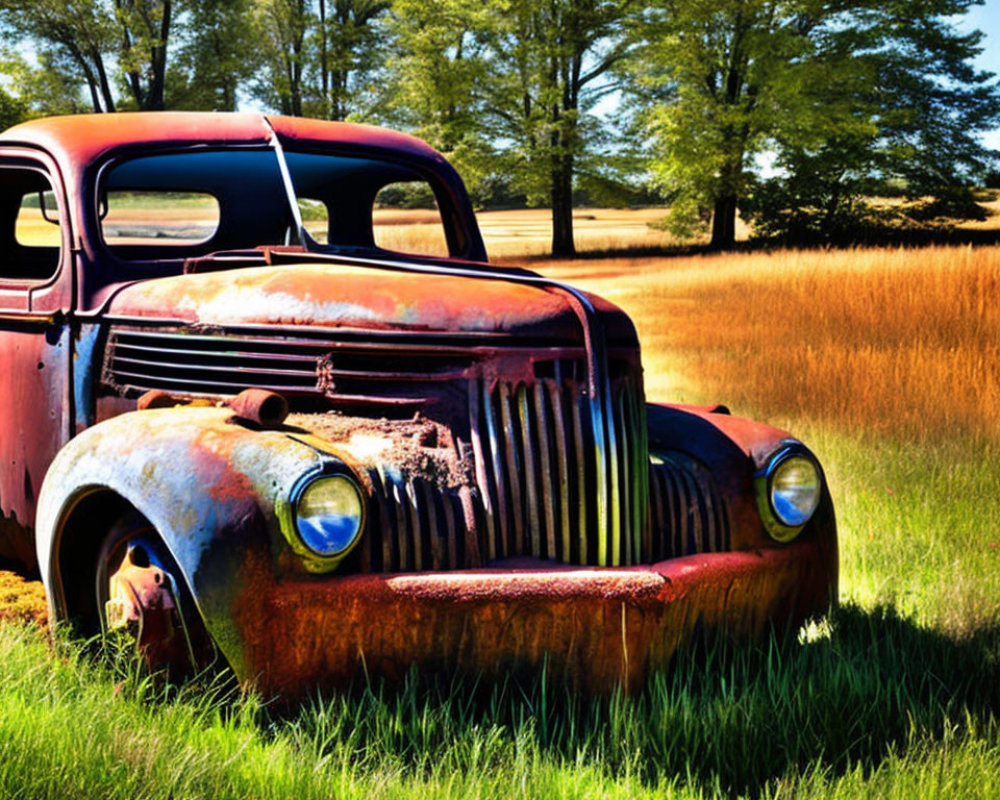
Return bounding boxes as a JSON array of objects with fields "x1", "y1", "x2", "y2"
[
  {"x1": 3, "y1": 241, "x2": 1000, "y2": 796},
  {"x1": 2, "y1": 606, "x2": 999, "y2": 799}
]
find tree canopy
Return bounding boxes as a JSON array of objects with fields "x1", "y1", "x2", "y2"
[
  {"x1": 1, "y1": 0, "x2": 997, "y2": 254},
  {"x1": 630, "y1": 0, "x2": 1000, "y2": 249}
]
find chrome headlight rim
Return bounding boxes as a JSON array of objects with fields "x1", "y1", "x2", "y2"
[
  {"x1": 289, "y1": 468, "x2": 366, "y2": 571},
  {"x1": 754, "y1": 444, "x2": 823, "y2": 543}
]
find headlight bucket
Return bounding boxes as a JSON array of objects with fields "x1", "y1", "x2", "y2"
[
  {"x1": 754, "y1": 445, "x2": 822, "y2": 543},
  {"x1": 288, "y1": 470, "x2": 366, "y2": 572}
]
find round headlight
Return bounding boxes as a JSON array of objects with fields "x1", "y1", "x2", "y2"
[
  {"x1": 755, "y1": 448, "x2": 823, "y2": 542},
  {"x1": 295, "y1": 474, "x2": 365, "y2": 558},
  {"x1": 769, "y1": 455, "x2": 821, "y2": 528}
]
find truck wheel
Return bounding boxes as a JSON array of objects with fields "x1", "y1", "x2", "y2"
[{"x1": 95, "y1": 510, "x2": 215, "y2": 678}]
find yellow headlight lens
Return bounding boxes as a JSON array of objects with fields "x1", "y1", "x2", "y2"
[{"x1": 295, "y1": 474, "x2": 364, "y2": 557}]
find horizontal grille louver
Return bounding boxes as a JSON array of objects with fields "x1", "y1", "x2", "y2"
[{"x1": 103, "y1": 329, "x2": 477, "y2": 404}]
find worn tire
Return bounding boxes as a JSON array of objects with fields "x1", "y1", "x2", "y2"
[{"x1": 94, "y1": 510, "x2": 216, "y2": 678}]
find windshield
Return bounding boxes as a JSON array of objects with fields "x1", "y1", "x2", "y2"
[{"x1": 99, "y1": 147, "x2": 454, "y2": 262}]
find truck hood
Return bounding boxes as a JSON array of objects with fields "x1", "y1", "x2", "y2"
[{"x1": 104, "y1": 262, "x2": 638, "y2": 343}]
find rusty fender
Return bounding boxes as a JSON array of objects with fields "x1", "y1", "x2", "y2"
[{"x1": 34, "y1": 405, "x2": 331, "y2": 677}]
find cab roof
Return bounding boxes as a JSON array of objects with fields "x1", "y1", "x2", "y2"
[{"x1": 0, "y1": 112, "x2": 447, "y2": 168}]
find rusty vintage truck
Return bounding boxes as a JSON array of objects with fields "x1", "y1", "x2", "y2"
[{"x1": 0, "y1": 112, "x2": 836, "y2": 693}]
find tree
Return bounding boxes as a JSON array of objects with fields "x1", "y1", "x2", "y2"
[
  {"x1": 251, "y1": 0, "x2": 391, "y2": 121},
  {"x1": 0, "y1": 0, "x2": 119, "y2": 112},
  {"x1": 383, "y1": 0, "x2": 494, "y2": 200},
  {"x1": 632, "y1": 0, "x2": 1000, "y2": 249},
  {"x1": 744, "y1": 0, "x2": 1000, "y2": 244},
  {"x1": 313, "y1": 0, "x2": 391, "y2": 120},
  {"x1": 0, "y1": 85, "x2": 30, "y2": 130},
  {"x1": 168, "y1": 0, "x2": 255, "y2": 110},
  {"x1": 478, "y1": 0, "x2": 634, "y2": 256},
  {"x1": 0, "y1": 48, "x2": 93, "y2": 117},
  {"x1": 252, "y1": 0, "x2": 309, "y2": 116},
  {"x1": 0, "y1": 0, "x2": 188, "y2": 112},
  {"x1": 114, "y1": 0, "x2": 175, "y2": 110}
]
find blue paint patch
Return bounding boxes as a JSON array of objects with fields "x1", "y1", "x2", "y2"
[{"x1": 73, "y1": 323, "x2": 103, "y2": 430}]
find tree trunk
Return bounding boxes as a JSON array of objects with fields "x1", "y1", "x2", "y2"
[
  {"x1": 551, "y1": 152, "x2": 575, "y2": 257},
  {"x1": 710, "y1": 194, "x2": 738, "y2": 250}
]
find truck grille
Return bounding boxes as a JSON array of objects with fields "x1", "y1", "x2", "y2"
[
  {"x1": 104, "y1": 326, "x2": 730, "y2": 570},
  {"x1": 468, "y1": 369, "x2": 649, "y2": 566},
  {"x1": 358, "y1": 366, "x2": 729, "y2": 572},
  {"x1": 361, "y1": 446, "x2": 730, "y2": 572},
  {"x1": 103, "y1": 328, "x2": 480, "y2": 407}
]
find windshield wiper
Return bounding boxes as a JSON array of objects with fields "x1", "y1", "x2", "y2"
[{"x1": 262, "y1": 115, "x2": 311, "y2": 251}]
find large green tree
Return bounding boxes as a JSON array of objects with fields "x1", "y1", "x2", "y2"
[
  {"x1": 314, "y1": 0, "x2": 391, "y2": 120},
  {"x1": 633, "y1": 0, "x2": 1000, "y2": 249},
  {"x1": 478, "y1": 0, "x2": 635, "y2": 256},
  {"x1": 168, "y1": 0, "x2": 254, "y2": 111},
  {"x1": 744, "y1": 1, "x2": 1000, "y2": 244},
  {"x1": 0, "y1": 0, "x2": 119, "y2": 112},
  {"x1": 0, "y1": 0, "x2": 183, "y2": 111},
  {"x1": 382, "y1": 0, "x2": 495, "y2": 202},
  {"x1": 251, "y1": 0, "x2": 391, "y2": 120}
]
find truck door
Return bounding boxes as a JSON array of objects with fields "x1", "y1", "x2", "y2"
[{"x1": 0, "y1": 150, "x2": 73, "y2": 567}]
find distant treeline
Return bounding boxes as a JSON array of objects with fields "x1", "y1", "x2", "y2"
[{"x1": 2, "y1": 0, "x2": 998, "y2": 253}]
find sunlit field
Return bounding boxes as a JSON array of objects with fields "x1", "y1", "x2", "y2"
[
  {"x1": 539, "y1": 245, "x2": 1000, "y2": 440},
  {"x1": 477, "y1": 207, "x2": 702, "y2": 257},
  {"x1": 4, "y1": 210, "x2": 1000, "y2": 797}
]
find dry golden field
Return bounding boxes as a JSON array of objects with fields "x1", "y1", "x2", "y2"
[{"x1": 537, "y1": 245, "x2": 1000, "y2": 442}]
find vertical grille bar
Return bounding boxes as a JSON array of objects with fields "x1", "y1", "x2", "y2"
[
  {"x1": 468, "y1": 381, "x2": 497, "y2": 562},
  {"x1": 481, "y1": 380, "x2": 510, "y2": 558},
  {"x1": 546, "y1": 379, "x2": 573, "y2": 563},
  {"x1": 499, "y1": 382, "x2": 525, "y2": 556},
  {"x1": 534, "y1": 382, "x2": 558, "y2": 560},
  {"x1": 570, "y1": 390, "x2": 589, "y2": 562},
  {"x1": 615, "y1": 387, "x2": 632, "y2": 565},
  {"x1": 517, "y1": 383, "x2": 543, "y2": 558}
]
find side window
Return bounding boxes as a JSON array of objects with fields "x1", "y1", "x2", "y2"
[
  {"x1": 299, "y1": 198, "x2": 330, "y2": 245},
  {"x1": 0, "y1": 167, "x2": 62, "y2": 280},
  {"x1": 372, "y1": 181, "x2": 450, "y2": 258}
]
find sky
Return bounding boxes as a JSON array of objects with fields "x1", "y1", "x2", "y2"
[{"x1": 960, "y1": 0, "x2": 1000, "y2": 150}]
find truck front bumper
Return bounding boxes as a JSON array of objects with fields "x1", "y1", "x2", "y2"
[{"x1": 233, "y1": 536, "x2": 836, "y2": 695}]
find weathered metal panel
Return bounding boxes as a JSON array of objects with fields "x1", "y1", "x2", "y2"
[{"x1": 0, "y1": 320, "x2": 72, "y2": 562}]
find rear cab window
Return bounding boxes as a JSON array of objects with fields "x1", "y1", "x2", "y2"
[{"x1": 97, "y1": 148, "x2": 459, "y2": 264}]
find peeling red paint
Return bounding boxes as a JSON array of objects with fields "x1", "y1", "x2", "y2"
[{"x1": 2, "y1": 111, "x2": 837, "y2": 695}]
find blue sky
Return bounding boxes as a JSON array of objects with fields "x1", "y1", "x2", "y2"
[{"x1": 960, "y1": 0, "x2": 1000, "y2": 149}]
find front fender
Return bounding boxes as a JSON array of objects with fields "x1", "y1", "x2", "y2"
[{"x1": 35, "y1": 406, "x2": 331, "y2": 676}]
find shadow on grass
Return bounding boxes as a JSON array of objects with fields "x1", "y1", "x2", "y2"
[
  {"x1": 266, "y1": 603, "x2": 1000, "y2": 797},
  {"x1": 6, "y1": 586, "x2": 998, "y2": 796}
]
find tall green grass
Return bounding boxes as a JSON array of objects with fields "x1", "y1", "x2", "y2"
[{"x1": 3, "y1": 583, "x2": 1000, "y2": 799}]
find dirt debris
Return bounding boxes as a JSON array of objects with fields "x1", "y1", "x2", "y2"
[{"x1": 287, "y1": 411, "x2": 475, "y2": 488}]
